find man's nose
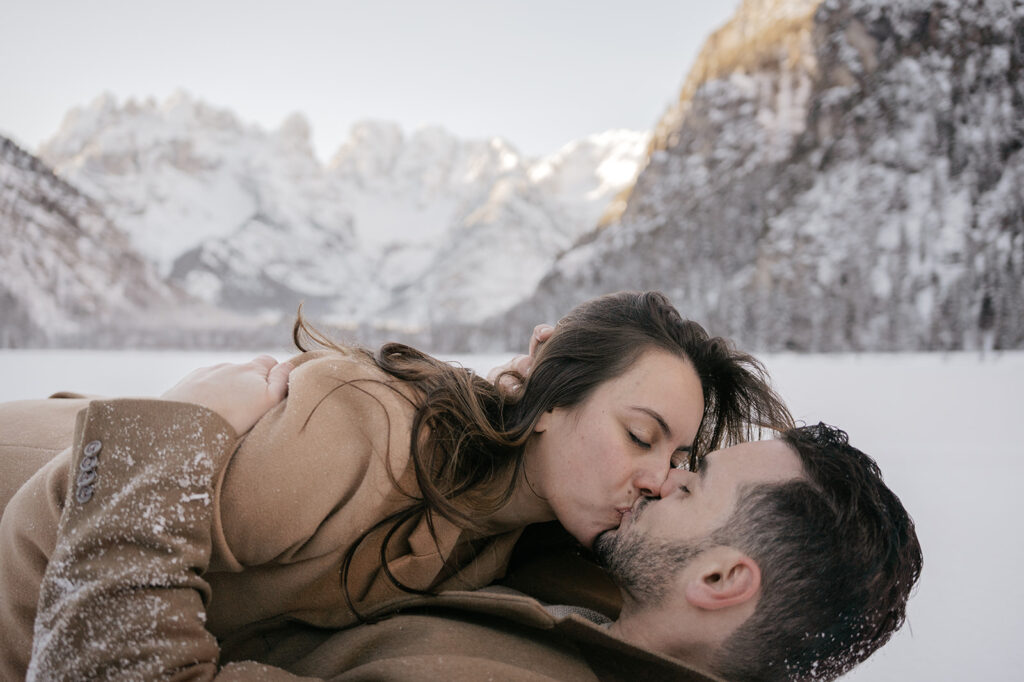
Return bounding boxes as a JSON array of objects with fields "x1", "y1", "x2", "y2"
[{"x1": 659, "y1": 468, "x2": 694, "y2": 498}]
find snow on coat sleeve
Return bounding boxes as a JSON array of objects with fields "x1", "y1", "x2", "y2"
[{"x1": 27, "y1": 399, "x2": 318, "y2": 681}]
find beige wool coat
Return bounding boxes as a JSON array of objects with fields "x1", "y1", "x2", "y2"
[
  {"x1": 21, "y1": 391, "x2": 719, "y2": 681},
  {"x1": 0, "y1": 350, "x2": 522, "y2": 679}
]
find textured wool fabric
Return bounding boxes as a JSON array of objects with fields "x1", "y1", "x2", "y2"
[{"x1": 1, "y1": 350, "x2": 520, "y2": 679}]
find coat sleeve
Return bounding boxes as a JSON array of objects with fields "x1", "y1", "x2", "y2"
[
  {"x1": 27, "y1": 399, "x2": 320, "y2": 681},
  {"x1": 0, "y1": 397, "x2": 87, "y2": 680}
]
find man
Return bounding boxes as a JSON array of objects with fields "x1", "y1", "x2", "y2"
[
  {"x1": 22, "y1": 366, "x2": 920, "y2": 682},
  {"x1": 595, "y1": 424, "x2": 921, "y2": 681}
]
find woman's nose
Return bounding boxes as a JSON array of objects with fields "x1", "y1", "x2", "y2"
[{"x1": 633, "y1": 459, "x2": 670, "y2": 498}]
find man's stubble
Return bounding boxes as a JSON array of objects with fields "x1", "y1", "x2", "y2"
[{"x1": 593, "y1": 498, "x2": 706, "y2": 603}]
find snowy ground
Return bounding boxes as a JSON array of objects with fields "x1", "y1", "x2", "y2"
[{"x1": 1, "y1": 349, "x2": 1021, "y2": 681}]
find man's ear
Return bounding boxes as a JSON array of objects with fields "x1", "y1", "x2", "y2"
[{"x1": 683, "y1": 548, "x2": 761, "y2": 611}]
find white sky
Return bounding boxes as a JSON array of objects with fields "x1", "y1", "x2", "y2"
[{"x1": 0, "y1": 0, "x2": 738, "y2": 161}]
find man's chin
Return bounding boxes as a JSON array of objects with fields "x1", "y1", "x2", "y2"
[
  {"x1": 593, "y1": 526, "x2": 624, "y2": 568},
  {"x1": 595, "y1": 501, "x2": 650, "y2": 566}
]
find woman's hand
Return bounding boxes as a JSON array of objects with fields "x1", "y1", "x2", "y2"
[
  {"x1": 161, "y1": 355, "x2": 293, "y2": 434},
  {"x1": 486, "y1": 324, "x2": 554, "y2": 391}
]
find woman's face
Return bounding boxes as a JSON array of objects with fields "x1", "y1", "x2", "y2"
[{"x1": 526, "y1": 348, "x2": 705, "y2": 549}]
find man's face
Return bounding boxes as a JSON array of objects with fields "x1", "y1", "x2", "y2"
[{"x1": 594, "y1": 440, "x2": 804, "y2": 601}]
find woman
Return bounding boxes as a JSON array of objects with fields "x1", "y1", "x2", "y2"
[{"x1": 1, "y1": 291, "x2": 792, "y2": 678}]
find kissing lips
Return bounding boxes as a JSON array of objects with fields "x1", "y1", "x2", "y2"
[
  {"x1": 630, "y1": 496, "x2": 653, "y2": 523},
  {"x1": 609, "y1": 496, "x2": 653, "y2": 539}
]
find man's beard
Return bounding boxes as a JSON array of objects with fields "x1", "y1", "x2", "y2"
[{"x1": 594, "y1": 500, "x2": 706, "y2": 603}]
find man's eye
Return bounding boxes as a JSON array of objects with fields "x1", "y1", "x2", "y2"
[
  {"x1": 671, "y1": 454, "x2": 689, "y2": 469},
  {"x1": 679, "y1": 485, "x2": 691, "y2": 495},
  {"x1": 628, "y1": 431, "x2": 650, "y2": 449}
]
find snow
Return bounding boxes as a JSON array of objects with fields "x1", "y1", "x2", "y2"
[
  {"x1": 32, "y1": 92, "x2": 649, "y2": 329},
  {"x1": 39, "y1": 91, "x2": 361, "y2": 281},
  {"x1": 0, "y1": 348, "x2": 1020, "y2": 680}
]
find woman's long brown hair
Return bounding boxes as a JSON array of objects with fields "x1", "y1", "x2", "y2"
[{"x1": 293, "y1": 291, "x2": 794, "y2": 618}]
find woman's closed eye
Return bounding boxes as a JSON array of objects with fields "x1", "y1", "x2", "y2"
[
  {"x1": 627, "y1": 430, "x2": 651, "y2": 449},
  {"x1": 630, "y1": 431, "x2": 692, "y2": 472}
]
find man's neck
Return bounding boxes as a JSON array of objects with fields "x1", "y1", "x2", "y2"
[{"x1": 607, "y1": 601, "x2": 719, "y2": 675}]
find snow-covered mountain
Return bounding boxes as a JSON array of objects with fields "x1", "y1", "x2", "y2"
[
  {"x1": 38, "y1": 93, "x2": 649, "y2": 337},
  {"x1": 0, "y1": 135, "x2": 180, "y2": 346},
  {"x1": 8, "y1": 0, "x2": 1021, "y2": 352},
  {"x1": 356, "y1": 127, "x2": 650, "y2": 328},
  {"x1": 38, "y1": 93, "x2": 375, "y2": 322},
  {"x1": 487, "y1": 0, "x2": 1023, "y2": 352}
]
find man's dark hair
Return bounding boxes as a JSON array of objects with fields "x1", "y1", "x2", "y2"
[{"x1": 711, "y1": 423, "x2": 922, "y2": 681}]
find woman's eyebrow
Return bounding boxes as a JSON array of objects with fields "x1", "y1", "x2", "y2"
[{"x1": 629, "y1": 406, "x2": 672, "y2": 437}]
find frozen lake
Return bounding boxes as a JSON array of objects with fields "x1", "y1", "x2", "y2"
[{"x1": 1, "y1": 348, "x2": 1022, "y2": 681}]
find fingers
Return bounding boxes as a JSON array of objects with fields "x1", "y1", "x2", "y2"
[
  {"x1": 247, "y1": 355, "x2": 292, "y2": 402},
  {"x1": 509, "y1": 354, "x2": 532, "y2": 377},
  {"x1": 249, "y1": 354, "x2": 278, "y2": 374},
  {"x1": 161, "y1": 356, "x2": 293, "y2": 435},
  {"x1": 528, "y1": 324, "x2": 554, "y2": 356},
  {"x1": 485, "y1": 356, "x2": 523, "y2": 390},
  {"x1": 266, "y1": 361, "x2": 293, "y2": 402}
]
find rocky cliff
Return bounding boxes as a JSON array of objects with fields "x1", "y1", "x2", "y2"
[{"x1": 489, "y1": 0, "x2": 1023, "y2": 352}]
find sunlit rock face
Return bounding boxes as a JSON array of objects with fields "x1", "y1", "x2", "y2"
[{"x1": 493, "y1": 0, "x2": 1023, "y2": 352}]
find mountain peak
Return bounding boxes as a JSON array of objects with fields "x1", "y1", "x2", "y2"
[
  {"x1": 275, "y1": 111, "x2": 315, "y2": 157},
  {"x1": 649, "y1": 0, "x2": 819, "y2": 154},
  {"x1": 277, "y1": 111, "x2": 312, "y2": 141},
  {"x1": 160, "y1": 90, "x2": 244, "y2": 131}
]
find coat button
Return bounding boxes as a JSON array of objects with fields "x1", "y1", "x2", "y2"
[
  {"x1": 84, "y1": 440, "x2": 102, "y2": 457},
  {"x1": 80, "y1": 455, "x2": 99, "y2": 472},
  {"x1": 77, "y1": 469, "x2": 97, "y2": 487},
  {"x1": 75, "y1": 485, "x2": 94, "y2": 504}
]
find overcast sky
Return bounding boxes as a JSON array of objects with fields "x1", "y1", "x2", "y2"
[{"x1": 0, "y1": 0, "x2": 738, "y2": 160}]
